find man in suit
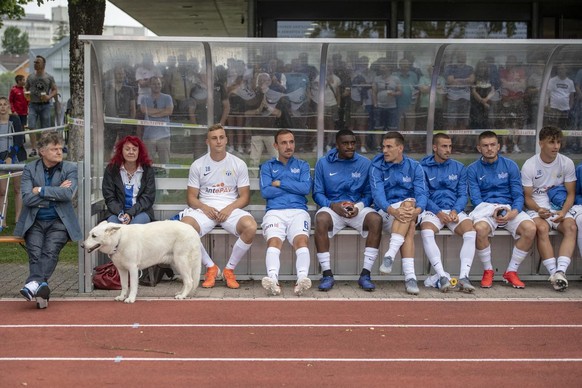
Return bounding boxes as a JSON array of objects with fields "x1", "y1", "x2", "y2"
[{"x1": 15, "y1": 131, "x2": 82, "y2": 309}]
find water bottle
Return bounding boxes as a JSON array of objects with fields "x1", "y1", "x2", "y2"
[
  {"x1": 424, "y1": 272, "x2": 451, "y2": 288},
  {"x1": 424, "y1": 273, "x2": 441, "y2": 288}
]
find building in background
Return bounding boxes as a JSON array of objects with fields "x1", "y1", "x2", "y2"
[{"x1": 0, "y1": 6, "x2": 147, "y2": 49}]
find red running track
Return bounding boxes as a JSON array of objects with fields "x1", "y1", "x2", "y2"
[{"x1": 1, "y1": 299, "x2": 582, "y2": 387}]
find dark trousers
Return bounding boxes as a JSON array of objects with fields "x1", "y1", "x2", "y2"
[{"x1": 25, "y1": 219, "x2": 70, "y2": 284}]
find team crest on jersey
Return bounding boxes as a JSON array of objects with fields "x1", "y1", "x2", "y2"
[
  {"x1": 291, "y1": 168, "x2": 300, "y2": 174},
  {"x1": 498, "y1": 172, "x2": 508, "y2": 179},
  {"x1": 402, "y1": 176, "x2": 412, "y2": 183},
  {"x1": 448, "y1": 174, "x2": 458, "y2": 181},
  {"x1": 352, "y1": 172, "x2": 361, "y2": 178},
  {"x1": 225, "y1": 169, "x2": 232, "y2": 176}
]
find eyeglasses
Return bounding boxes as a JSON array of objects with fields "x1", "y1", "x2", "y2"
[{"x1": 153, "y1": 99, "x2": 157, "y2": 109}]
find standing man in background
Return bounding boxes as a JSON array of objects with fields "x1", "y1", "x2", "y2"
[
  {"x1": 9, "y1": 74, "x2": 28, "y2": 154},
  {"x1": 26, "y1": 55, "x2": 58, "y2": 157}
]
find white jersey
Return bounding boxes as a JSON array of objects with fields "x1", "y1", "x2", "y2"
[
  {"x1": 188, "y1": 152, "x2": 250, "y2": 209},
  {"x1": 521, "y1": 153, "x2": 576, "y2": 209}
]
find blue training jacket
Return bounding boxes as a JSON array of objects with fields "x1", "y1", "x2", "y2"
[
  {"x1": 312, "y1": 148, "x2": 372, "y2": 208},
  {"x1": 260, "y1": 156, "x2": 311, "y2": 211},
  {"x1": 369, "y1": 153, "x2": 427, "y2": 212},
  {"x1": 466, "y1": 155, "x2": 524, "y2": 211},
  {"x1": 575, "y1": 163, "x2": 582, "y2": 206},
  {"x1": 420, "y1": 155, "x2": 468, "y2": 214}
]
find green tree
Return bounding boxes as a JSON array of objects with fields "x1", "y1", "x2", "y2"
[
  {"x1": 0, "y1": 72, "x2": 16, "y2": 96},
  {"x1": 0, "y1": 0, "x2": 44, "y2": 26},
  {"x1": 1, "y1": 26, "x2": 29, "y2": 54}
]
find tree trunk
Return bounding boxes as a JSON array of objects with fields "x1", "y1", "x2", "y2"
[{"x1": 68, "y1": 0, "x2": 105, "y2": 162}]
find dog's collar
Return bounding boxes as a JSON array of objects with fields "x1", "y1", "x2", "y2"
[{"x1": 108, "y1": 244, "x2": 119, "y2": 257}]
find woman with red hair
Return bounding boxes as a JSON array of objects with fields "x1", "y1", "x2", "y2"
[{"x1": 102, "y1": 135, "x2": 156, "y2": 224}]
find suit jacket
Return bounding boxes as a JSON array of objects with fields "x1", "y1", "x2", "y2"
[
  {"x1": 101, "y1": 164, "x2": 156, "y2": 221},
  {"x1": 15, "y1": 159, "x2": 82, "y2": 241}
]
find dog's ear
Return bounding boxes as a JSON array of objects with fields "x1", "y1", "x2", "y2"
[
  {"x1": 99, "y1": 220, "x2": 108, "y2": 226},
  {"x1": 105, "y1": 225, "x2": 122, "y2": 235}
]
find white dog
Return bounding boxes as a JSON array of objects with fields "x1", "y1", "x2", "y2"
[{"x1": 82, "y1": 220, "x2": 201, "y2": 303}]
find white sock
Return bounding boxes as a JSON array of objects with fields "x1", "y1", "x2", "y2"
[
  {"x1": 459, "y1": 231, "x2": 476, "y2": 279},
  {"x1": 556, "y1": 256, "x2": 571, "y2": 274},
  {"x1": 226, "y1": 239, "x2": 252, "y2": 270},
  {"x1": 200, "y1": 245, "x2": 215, "y2": 268},
  {"x1": 402, "y1": 257, "x2": 416, "y2": 280},
  {"x1": 266, "y1": 247, "x2": 281, "y2": 280},
  {"x1": 477, "y1": 246, "x2": 493, "y2": 271},
  {"x1": 421, "y1": 230, "x2": 446, "y2": 277},
  {"x1": 385, "y1": 233, "x2": 405, "y2": 259},
  {"x1": 25, "y1": 280, "x2": 39, "y2": 294},
  {"x1": 295, "y1": 247, "x2": 310, "y2": 279},
  {"x1": 543, "y1": 258, "x2": 557, "y2": 275},
  {"x1": 317, "y1": 252, "x2": 331, "y2": 272},
  {"x1": 506, "y1": 247, "x2": 528, "y2": 272},
  {"x1": 362, "y1": 247, "x2": 379, "y2": 271}
]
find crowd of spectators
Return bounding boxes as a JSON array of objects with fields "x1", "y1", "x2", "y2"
[{"x1": 100, "y1": 50, "x2": 582, "y2": 160}]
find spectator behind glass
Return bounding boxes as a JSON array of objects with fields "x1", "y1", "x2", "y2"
[
  {"x1": 470, "y1": 60, "x2": 496, "y2": 130},
  {"x1": 140, "y1": 76, "x2": 173, "y2": 170},
  {"x1": 245, "y1": 72, "x2": 280, "y2": 177},
  {"x1": 418, "y1": 64, "x2": 446, "y2": 132},
  {"x1": 444, "y1": 51, "x2": 474, "y2": 151},
  {"x1": 546, "y1": 64, "x2": 575, "y2": 134},
  {"x1": 499, "y1": 55, "x2": 527, "y2": 154},
  {"x1": 350, "y1": 56, "x2": 373, "y2": 153},
  {"x1": 102, "y1": 135, "x2": 156, "y2": 225},
  {"x1": 103, "y1": 65, "x2": 137, "y2": 155},
  {"x1": 395, "y1": 58, "x2": 419, "y2": 135},
  {"x1": 372, "y1": 58, "x2": 401, "y2": 135}
]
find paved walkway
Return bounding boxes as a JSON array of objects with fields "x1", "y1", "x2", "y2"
[{"x1": 2, "y1": 263, "x2": 581, "y2": 301}]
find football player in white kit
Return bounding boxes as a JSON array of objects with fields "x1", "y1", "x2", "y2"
[
  {"x1": 180, "y1": 124, "x2": 257, "y2": 289},
  {"x1": 259, "y1": 129, "x2": 313, "y2": 296},
  {"x1": 521, "y1": 126, "x2": 577, "y2": 291}
]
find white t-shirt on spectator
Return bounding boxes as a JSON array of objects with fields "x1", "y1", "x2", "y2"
[{"x1": 547, "y1": 76, "x2": 575, "y2": 111}]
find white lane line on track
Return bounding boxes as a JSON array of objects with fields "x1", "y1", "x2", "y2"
[
  {"x1": 1, "y1": 357, "x2": 582, "y2": 363},
  {"x1": 3, "y1": 298, "x2": 582, "y2": 302},
  {"x1": 1, "y1": 324, "x2": 582, "y2": 328}
]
